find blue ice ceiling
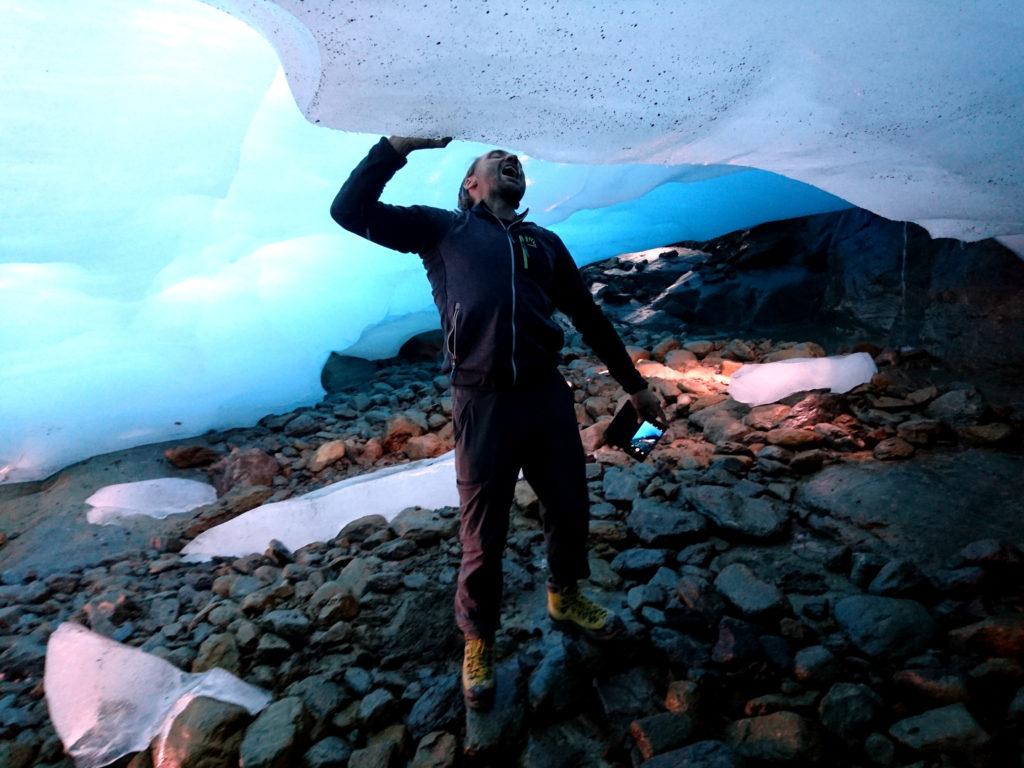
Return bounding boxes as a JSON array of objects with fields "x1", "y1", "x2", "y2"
[{"x1": 9, "y1": 0, "x2": 1007, "y2": 482}]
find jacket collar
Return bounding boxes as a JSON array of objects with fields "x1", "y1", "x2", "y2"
[{"x1": 471, "y1": 201, "x2": 530, "y2": 226}]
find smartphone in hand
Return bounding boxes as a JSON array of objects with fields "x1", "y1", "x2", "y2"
[{"x1": 605, "y1": 400, "x2": 668, "y2": 461}]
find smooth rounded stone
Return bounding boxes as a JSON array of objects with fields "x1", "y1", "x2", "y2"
[
  {"x1": 766, "y1": 428, "x2": 823, "y2": 450},
  {"x1": 818, "y1": 683, "x2": 881, "y2": 741},
  {"x1": 630, "y1": 712, "x2": 694, "y2": 760},
  {"x1": 926, "y1": 388, "x2": 986, "y2": 427},
  {"x1": 603, "y1": 467, "x2": 641, "y2": 503},
  {"x1": 863, "y1": 732, "x2": 895, "y2": 766},
  {"x1": 626, "y1": 498, "x2": 707, "y2": 547},
  {"x1": 714, "y1": 563, "x2": 785, "y2": 618},
  {"x1": 358, "y1": 688, "x2": 398, "y2": 730},
  {"x1": 872, "y1": 437, "x2": 915, "y2": 460},
  {"x1": 685, "y1": 485, "x2": 788, "y2": 539},
  {"x1": 641, "y1": 739, "x2": 742, "y2": 768},
  {"x1": 239, "y1": 697, "x2": 310, "y2": 768},
  {"x1": 726, "y1": 711, "x2": 820, "y2": 762},
  {"x1": 192, "y1": 632, "x2": 241, "y2": 674},
  {"x1": 154, "y1": 696, "x2": 252, "y2": 768},
  {"x1": 410, "y1": 731, "x2": 457, "y2": 768},
  {"x1": 464, "y1": 660, "x2": 527, "y2": 758},
  {"x1": 610, "y1": 548, "x2": 672, "y2": 579},
  {"x1": 349, "y1": 724, "x2": 407, "y2": 768},
  {"x1": 948, "y1": 614, "x2": 1024, "y2": 657},
  {"x1": 790, "y1": 449, "x2": 826, "y2": 474},
  {"x1": 793, "y1": 645, "x2": 840, "y2": 683},
  {"x1": 373, "y1": 538, "x2": 418, "y2": 561},
  {"x1": 261, "y1": 609, "x2": 311, "y2": 643},
  {"x1": 888, "y1": 703, "x2": 991, "y2": 753},
  {"x1": 834, "y1": 595, "x2": 935, "y2": 659},
  {"x1": 518, "y1": 717, "x2": 611, "y2": 768},
  {"x1": 344, "y1": 667, "x2": 373, "y2": 696},
  {"x1": 389, "y1": 506, "x2": 458, "y2": 545},
  {"x1": 407, "y1": 676, "x2": 462, "y2": 741},
  {"x1": 303, "y1": 736, "x2": 351, "y2": 768}
]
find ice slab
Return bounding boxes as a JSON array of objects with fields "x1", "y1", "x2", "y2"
[
  {"x1": 85, "y1": 478, "x2": 218, "y2": 525},
  {"x1": 45, "y1": 622, "x2": 270, "y2": 768},
  {"x1": 729, "y1": 353, "x2": 878, "y2": 407},
  {"x1": 210, "y1": 0, "x2": 1024, "y2": 247},
  {"x1": 182, "y1": 450, "x2": 459, "y2": 560}
]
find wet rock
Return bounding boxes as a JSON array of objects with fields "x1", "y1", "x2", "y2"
[
  {"x1": 407, "y1": 676, "x2": 462, "y2": 741},
  {"x1": 164, "y1": 445, "x2": 222, "y2": 468},
  {"x1": 766, "y1": 428, "x2": 823, "y2": 450},
  {"x1": 872, "y1": 437, "x2": 915, "y2": 460},
  {"x1": 641, "y1": 740, "x2": 742, "y2": 768},
  {"x1": 834, "y1": 595, "x2": 935, "y2": 659},
  {"x1": 405, "y1": 433, "x2": 447, "y2": 459},
  {"x1": 154, "y1": 696, "x2": 251, "y2": 768},
  {"x1": 464, "y1": 660, "x2": 526, "y2": 758},
  {"x1": 888, "y1": 703, "x2": 990, "y2": 754},
  {"x1": 686, "y1": 485, "x2": 788, "y2": 539},
  {"x1": 745, "y1": 404, "x2": 792, "y2": 431},
  {"x1": 410, "y1": 731, "x2": 457, "y2": 768},
  {"x1": 793, "y1": 645, "x2": 839, "y2": 683},
  {"x1": 626, "y1": 498, "x2": 706, "y2": 547},
  {"x1": 192, "y1": 632, "x2": 240, "y2": 674},
  {"x1": 948, "y1": 614, "x2": 1024, "y2": 657},
  {"x1": 310, "y1": 441, "x2": 347, "y2": 472},
  {"x1": 867, "y1": 559, "x2": 927, "y2": 597},
  {"x1": 208, "y1": 449, "x2": 280, "y2": 496},
  {"x1": 818, "y1": 683, "x2": 881, "y2": 742},
  {"x1": 390, "y1": 506, "x2": 458, "y2": 545},
  {"x1": 630, "y1": 711, "x2": 694, "y2": 760},
  {"x1": 349, "y1": 724, "x2": 407, "y2": 768},
  {"x1": 303, "y1": 736, "x2": 351, "y2": 768},
  {"x1": 239, "y1": 696, "x2": 310, "y2": 768},
  {"x1": 714, "y1": 563, "x2": 785, "y2": 617},
  {"x1": 726, "y1": 711, "x2": 820, "y2": 762}
]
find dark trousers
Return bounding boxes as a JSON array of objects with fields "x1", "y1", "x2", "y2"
[{"x1": 452, "y1": 367, "x2": 591, "y2": 640}]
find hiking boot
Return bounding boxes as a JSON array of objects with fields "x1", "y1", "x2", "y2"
[
  {"x1": 461, "y1": 636, "x2": 496, "y2": 710},
  {"x1": 547, "y1": 583, "x2": 624, "y2": 641}
]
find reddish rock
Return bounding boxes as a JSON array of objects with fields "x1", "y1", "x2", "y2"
[
  {"x1": 625, "y1": 345, "x2": 651, "y2": 364},
  {"x1": 664, "y1": 348, "x2": 698, "y2": 371},
  {"x1": 745, "y1": 404, "x2": 792, "y2": 431},
  {"x1": 959, "y1": 423, "x2": 1014, "y2": 446},
  {"x1": 405, "y1": 433, "x2": 447, "y2": 460},
  {"x1": 721, "y1": 359, "x2": 744, "y2": 376},
  {"x1": 310, "y1": 440, "x2": 348, "y2": 472},
  {"x1": 183, "y1": 485, "x2": 273, "y2": 539},
  {"x1": 766, "y1": 428, "x2": 823, "y2": 450},
  {"x1": 762, "y1": 342, "x2": 826, "y2": 362},
  {"x1": 383, "y1": 411, "x2": 428, "y2": 452},
  {"x1": 872, "y1": 437, "x2": 915, "y2": 461},
  {"x1": 949, "y1": 615, "x2": 1024, "y2": 658},
  {"x1": 652, "y1": 336, "x2": 682, "y2": 361},
  {"x1": 896, "y1": 419, "x2": 943, "y2": 446},
  {"x1": 164, "y1": 444, "x2": 222, "y2": 468},
  {"x1": 207, "y1": 448, "x2": 280, "y2": 496},
  {"x1": 581, "y1": 420, "x2": 610, "y2": 453},
  {"x1": 357, "y1": 438, "x2": 384, "y2": 467}
]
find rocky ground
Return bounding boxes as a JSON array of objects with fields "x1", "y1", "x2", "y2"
[{"x1": 1, "y1": 245, "x2": 1023, "y2": 767}]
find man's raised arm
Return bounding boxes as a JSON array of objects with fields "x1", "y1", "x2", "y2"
[{"x1": 330, "y1": 136, "x2": 454, "y2": 254}]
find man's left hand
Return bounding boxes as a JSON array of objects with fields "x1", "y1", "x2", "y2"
[{"x1": 630, "y1": 386, "x2": 667, "y2": 425}]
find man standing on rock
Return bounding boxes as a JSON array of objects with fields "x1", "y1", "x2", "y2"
[{"x1": 331, "y1": 135, "x2": 665, "y2": 709}]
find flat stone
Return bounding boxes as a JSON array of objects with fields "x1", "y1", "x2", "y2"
[
  {"x1": 686, "y1": 485, "x2": 788, "y2": 539},
  {"x1": 261, "y1": 609, "x2": 311, "y2": 643},
  {"x1": 602, "y1": 467, "x2": 641, "y2": 503},
  {"x1": 726, "y1": 711, "x2": 820, "y2": 762},
  {"x1": 390, "y1": 506, "x2": 457, "y2": 545},
  {"x1": 464, "y1": 660, "x2": 526, "y2": 758},
  {"x1": 192, "y1": 632, "x2": 241, "y2": 674},
  {"x1": 889, "y1": 703, "x2": 990, "y2": 753},
  {"x1": 834, "y1": 595, "x2": 935, "y2": 659},
  {"x1": 528, "y1": 642, "x2": 588, "y2": 717},
  {"x1": 926, "y1": 388, "x2": 986, "y2": 427},
  {"x1": 766, "y1": 428, "x2": 823, "y2": 450},
  {"x1": 873, "y1": 437, "x2": 915, "y2": 460},
  {"x1": 407, "y1": 676, "x2": 462, "y2": 741},
  {"x1": 714, "y1": 563, "x2": 785, "y2": 617},
  {"x1": 948, "y1": 614, "x2": 1024, "y2": 657},
  {"x1": 626, "y1": 498, "x2": 706, "y2": 547},
  {"x1": 610, "y1": 548, "x2": 671, "y2": 579}
]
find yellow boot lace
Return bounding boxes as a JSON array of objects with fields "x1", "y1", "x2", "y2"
[{"x1": 559, "y1": 588, "x2": 608, "y2": 627}]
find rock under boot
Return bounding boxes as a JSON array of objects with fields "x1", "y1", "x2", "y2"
[
  {"x1": 461, "y1": 636, "x2": 496, "y2": 710},
  {"x1": 547, "y1": 584, "x2": 624, "y2": 641}
]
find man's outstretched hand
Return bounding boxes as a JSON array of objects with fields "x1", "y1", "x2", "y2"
[
  {"x1": 388, "y1": 136, "x2": 452, "y2": 156},
  {"x1": 630, "y1": 386, "x2": 667, "y2": 426}
]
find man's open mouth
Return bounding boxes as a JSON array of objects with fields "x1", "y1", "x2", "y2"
[{"x1": 501, "y1": 164, "x2": 520, "y2": 180}]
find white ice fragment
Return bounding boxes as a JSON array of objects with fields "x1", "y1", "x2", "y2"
[
  {"x1": 728, "y1": 353, "x2": 877, "y2": 407},
  {"x1": 182, "y1": 450, "x2": 459, "y2": 560},
  {"x1": 45, "y1": 622, "x2": 270, "y2": 768},
  {"x1": 85, "y1": 478, "x2": 217, "y2": 525}
]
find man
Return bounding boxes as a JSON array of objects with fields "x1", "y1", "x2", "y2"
[{"x1": 331, "y1": 136, "x2": 665, "y2": 709}]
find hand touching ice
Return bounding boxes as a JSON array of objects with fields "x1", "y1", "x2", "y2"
[{"x1": 388, "y1": 136, "x2": 452, "y2": 156}]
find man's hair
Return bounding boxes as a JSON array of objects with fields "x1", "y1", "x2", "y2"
[{"x1": 457, "y1": 156, "x2": 479, "y2": 211}]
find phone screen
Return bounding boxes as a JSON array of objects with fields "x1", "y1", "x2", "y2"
[{"x1": 630, "y1": 420, "x2": 665, "y2": 460}]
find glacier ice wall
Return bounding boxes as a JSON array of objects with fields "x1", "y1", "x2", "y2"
[
  {"x1": 209, "y1": 0, "x2": 1024, "y2": 248},
  {"x1": 2, "y1": 0, "x2": 852, "y2": 482}
]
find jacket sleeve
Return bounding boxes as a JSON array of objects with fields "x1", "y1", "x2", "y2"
[
  {"x1": 548, "y1": 234, "x2": 648, "y2": 394},
  {"x1": 330, "y1": 137, "x2": 455, "y2": 254}
]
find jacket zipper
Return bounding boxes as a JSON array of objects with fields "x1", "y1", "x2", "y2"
[
  {"x1": 449, "y1": 302, "x2": 461, "y2": 368},
  {"x1": 483, "y1": 209, "x2": 519, "y2": 385}
]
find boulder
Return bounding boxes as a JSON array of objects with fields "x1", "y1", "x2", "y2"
[
  {"x1": 948, "y1": 614, "x2": 1024, "y2": 657},
  {"x1": 726, "y1": 711, "x2": 820, "y2": 762},
  {"x1": 207, "y1": 448, "x2": 280, "y2": 496},
  {"x1": 383, "y1": 411, "x2": 428, "y2": 452},
  {"x1": 834, "y1": 595, "x2": 935, "y2": 659},
  {"x1": 164, "y1": 445, "x2": 222, "y2": 468},
  {"x1": 320, "y1": 353, "x2": 377, "y2": 394},
  {"x1": 310, "y1": 440, "x2": 348, "y2": 472},
  {"x1": 153, "y1": 696, "x2": 252, "y2": 768},
  {"x1": 889, "y1": 703, "x2": 990, "y2": 753},
  {"x1": 685, "y1": 485, "x2": 788, "y2": 539},
  {"x1": 626, "y1": 498, "x2": 707, "y2": 547},
  {"x1": 239, "y1": 697, "x2": 310, "y2": 768},
  {"x1": 390, "y1": 506, "x2": 458, "y2": 545},
  {"x1": 714, "y1": 563, "x2": 785, "y2": 617}
]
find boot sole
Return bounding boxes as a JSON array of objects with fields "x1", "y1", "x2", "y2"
[{"x1": 549, "y1": 615, "x2": 623, "y2": 641}]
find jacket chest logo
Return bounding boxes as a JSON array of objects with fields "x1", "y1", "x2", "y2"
[{"x1": 517, "y1": 234, "x2": 538, "y2": 269}]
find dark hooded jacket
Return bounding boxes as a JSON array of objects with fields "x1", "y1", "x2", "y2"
[{"x1": 331, "y1": 137, "x2": 647, "y2": 394}]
